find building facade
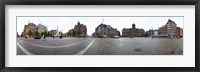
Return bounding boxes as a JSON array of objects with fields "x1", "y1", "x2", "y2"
[
  {"x1": 37, "y1": 24, "x2": 48, "y2": 33},
  {"x1": 122, "y1": 23, "x2": 145, "y2": 37},
  {"x1": 158, "y1": 25, "x2": 167, "y2": 36},
  {"x1": 93, "y1": 23, "x2": 120, "y2": 38},
  {"x1": 154, "y1": 30, "x2": 159, "y2": 36},
  {"x1": 22, "y1": 23, "x2": 38, "y2": 37},
  {"x1": 158, "y1": 19, "x2": 178, "y2": 38},
  {"x1": 66, "y1": 29, "x2": 74, "y2": 37},
  {"x1": 67, "y1": 22, "x2": 87, "y2": 37},
  {"x1": 177, "y1": 27, "x2": 183, "y2": 38},
  {"x1": 166, "y1": 19, "x2": 177, "y2": 37},
  {"x1": 74, "y1": 21, "x2": 87, "y2": 37},
  {"x1": 145, "y1": 29, "x2": 159, "y2": 37},
  {"x1": 50, "y1": 30, "x2": 58, "y2": 36}
]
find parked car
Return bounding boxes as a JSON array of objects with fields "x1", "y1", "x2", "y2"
[{"x1": 34, "y1": 36, "x2": 41, "y2": 39}]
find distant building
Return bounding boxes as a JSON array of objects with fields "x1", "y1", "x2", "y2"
[
  {"x1": 50, "y1": 30, "x2": 58, "y2": 36},
  {"x1": 166, "y1": 19, "x2": 178, "y2": 37},
  {"x1": 177, "y1": 27, "x2": 183, "y2": 37},
  {"x1": 145, "y1": 29, "x2": 158, "y2": 37},
  {"x1": 122, "y1": 23, "x2": 145, "y2": 37},
  {"x1": 67, "y1": 29, "x2": 74, "y2": 37},
  {"x1": 37, "y1": 24, "x2": 48, "y2": 33},
  {"x1": 148, "y1": 29, "x2": 154, "y2": 36},
  {"x1": 22, "y1": 23, "x2": 37, "y2": 37},
  {"x1": 67, "y1": 22, "x2": 87, "y2": 37},
  {"x1": 154, "y1": 30, "x2": 158, "y2": 36},
  {"x1": 158, "y1": 25, "x2": 167, "y2": 36},
  {"x1": 22, "y1": 23, "x2": 50, "y2": 37},
  {"x1": 93, "y1": 23, "x2": 120, "y2": 38},
  {"x1": 158, "y1": 19, "x2": 178, "y2": 38},
  {"x1": 122, "y1": 28, "x2": 132, "y2": 37},
  {"x1": 74, "y1": 21, "x2": 87, "y2": 37}
]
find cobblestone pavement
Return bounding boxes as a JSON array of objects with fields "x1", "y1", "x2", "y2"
[{"x1": 17, "y1": 37, "x2": 183, "y2": 55}]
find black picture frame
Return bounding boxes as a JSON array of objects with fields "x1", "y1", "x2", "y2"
[{"x1": 0, "y1": 0, "x2": 199, "y2": 72}]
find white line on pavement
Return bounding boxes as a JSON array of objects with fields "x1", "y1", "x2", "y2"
[
  {"x1": 17, "y1": 42, "x2": 34, "y2": 55},
  {"x1": 75, "y1": 39, "x2": 96, "y2": 55},
  {"x1": 18, "y1": 39, "x2": 92, "y2": 48}
]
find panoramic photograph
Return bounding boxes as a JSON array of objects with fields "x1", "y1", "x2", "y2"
[{"x1": 16, "y1": 16, "x2": 183, "y2": 55}]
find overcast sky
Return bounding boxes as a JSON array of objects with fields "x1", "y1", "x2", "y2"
[{"x1": 17, "y1": 17, "x2": 183, "y2": 36}]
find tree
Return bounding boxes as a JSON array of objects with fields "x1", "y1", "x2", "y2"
[
  {"x1": 59, "y1": 32, "x2": 63, "y2": 35},
  {"x1": 34, "y1": 31, "x2": 40, "y2": 37},
  {"x1": 77, "y1": 30, "x2": 82, "y2": 37},
  {"x1": 39, "y1": 32, "x2": 41, "y2": 36},
  {"x1": 67, "y1": 32, "x2": 71, "y2": 36},
  {"x1": 41, "y1": 32, "x2": 44, "y2": 36},
  {"x1": 44, "y1": 31, "x2": 48, "y2": 36},
  {"x1": 27, "y1": 30, "x2": 33, "y2": 37},
  {"x1": 72, "y1": 31, "x2": 76, "y2": 37},
  {"x1": 47, "y1": 32, "x2": 51, "y2": 37}
]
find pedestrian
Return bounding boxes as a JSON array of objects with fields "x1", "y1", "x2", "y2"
[
  {"x1": 59, "y1": 35, "x2": 62, "y2": 39},
  {"x1": 43, "y1": 35, "x2": 46, "y2": 40},
  {"x1": 53, "y1": 35, "x2": 54, "y2": 39}
]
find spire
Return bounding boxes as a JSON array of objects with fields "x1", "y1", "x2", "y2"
[
  {"x1": 132, "y1": 23, "x2": 135, "y2": 29},
  {"x1": 102, "y1": 18, "x2": 104, "y2": 24},
  {"x1": 78, "y1": 21, "x2": 80, "y2": 24},
  {"x1": 57, "y1": 25, "x2": 58, "y2": 31}
]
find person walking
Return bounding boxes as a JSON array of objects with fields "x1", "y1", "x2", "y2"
[
  {"x1": 44, "y1": 35, "x2": 46, "y2": 40},
  {"x1": 25, "y1": 36, "x2": 28, "y2": 39}
]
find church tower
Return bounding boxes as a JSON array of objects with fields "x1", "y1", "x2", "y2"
[{"x1": 132, "y1": 23, "x2": 135, "y2": 29}]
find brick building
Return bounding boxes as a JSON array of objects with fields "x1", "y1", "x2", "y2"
[
  {"x1": 74, "y1": 21, "x2": 87, "y2": 37},
  {"x1": 67, "y1": 21, "x2": 87, "y2": 37},
  {"x1": 21, "y1": 23, "x2": 38, "y2": 37},
  {"x1": 177, "y1": 27, "x2": 183, "y2": 38},
  {"x1": 158, "y1": 19, "x2": 178, "y2": 38}
]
